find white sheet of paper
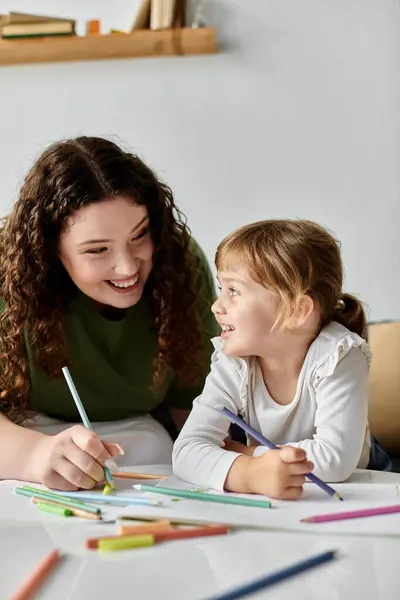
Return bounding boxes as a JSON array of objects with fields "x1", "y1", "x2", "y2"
[
  {"x1": 3, "y1": 468, "x2": 400, "y2": 537},
  {"x1": 115, "y1": 475, "x2": 400, "y2": 536}
]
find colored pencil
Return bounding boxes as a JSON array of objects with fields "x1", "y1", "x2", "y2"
[
  {"x1": 21, "y1": 485, "x2": 89, "y2": 507},
  {"x1": 117, "y1": 514, "x2": 237, "y2": 528},
  {"x1": 204, "y1": 550, "x2": 337, "y2": 600},
  {"x1": 97, "y1": 525, "x2": 229, "y2": 552},
  {"x1": 302, "y1": 503, "x2": 400, "y2": 523},
  {"x1": 32, "y1": 497, "x2": 101, "y2": 520},
  {"x1": 50, "y1": 489, "x2": 161, "y2": 507},
  {"x1": 87, "y1": 520, "x2": 172, "y2": 549},
  {"x1": 99, "y1": 534, "x2": 154, "y2": 552},
  {"x1": 10, "y1": 548, "x2": 62, "y2": 600},
  {"x1": 16, "y1": 487, "x2": 100, "y2": 515},
  {"x1": 37, "y1": 502, "x2": 72, "y2": 517},
  {"x1": 119, "y1": 519, "x2": 171, "y2": 536},
  {"x1": 62, "y1": 366, "x2": 115, "y2": 489},
  {"x1": 222, "y1": 407, "x2": 343, "y2": 501},
  {"x1": 111, "y1": 471, "x2": 167, "y2": 481},
  {"x1": 134, "y1": 484, "x2": 272, "y2": 508},
  {"x1": 150, "y1": 524, "x2": 229, "y2": 542}
]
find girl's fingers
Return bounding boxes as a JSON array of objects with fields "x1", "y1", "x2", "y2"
[
  {"x1": 290, "y1": 460, "x2": 314, "y2": 475},
  {"x1": 283, "y1": 486, "x2": 304, "y2": 500},
  {"x1": 279, "y1": 446, "x2": 307, "y2": 463},
  {"x1": 288, "y1": 475, "x2": 306, "y2": 487}
]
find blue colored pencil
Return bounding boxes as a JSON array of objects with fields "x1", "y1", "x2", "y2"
[
  {"x1": 50, "y1": 490, "x2": 162, "y2": 507},
  {"x1": 222, "y1": 407, "x2": 343, "y2": 501},
  {"x1": 204, "y1": 550, "x2": 336, "y2": 599},
  {"x1": 62, "y1": 366, "x2": 115, "y2": 489}
]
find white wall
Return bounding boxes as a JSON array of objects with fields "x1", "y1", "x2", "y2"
[{"x1": 0, "y1": 0, "x2": 399, "y2": 320}]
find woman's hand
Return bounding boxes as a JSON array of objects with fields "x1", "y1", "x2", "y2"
[{"x1": 29, "y1": 425, "x2": 123, "y2": 490}]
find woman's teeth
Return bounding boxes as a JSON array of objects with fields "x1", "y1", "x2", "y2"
[
  {"x1": 221, "y1": 325, "x2": 235, "y2": 332},
  {"x1": 109, "y1": 275, "x2": 139, "y2": 288}
]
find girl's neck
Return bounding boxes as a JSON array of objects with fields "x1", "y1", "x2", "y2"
[
  {"x1": 257, "y1": 332, "x2": 315, "y2": 406},
  {"x1": 258, "y1": 327, "x2": 316, "y2": 380}
]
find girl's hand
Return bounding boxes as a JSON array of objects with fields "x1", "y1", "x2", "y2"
[
  {"x1": 29, "y1": 425, "x2": 123, "y2": 490},
  {"x1": 247, "y1": 446, "x2": 313, "y2": 500},
  {"x1": 225, "y1": 446, "x2": 313, "y2": 500},
  {"x1": 223, "y1": 438, "x2": 256, "y2": 456}
]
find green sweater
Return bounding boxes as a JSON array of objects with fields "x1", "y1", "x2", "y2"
[{"x1": 24, "y1": 242, "x2": 218, "y2": 422}]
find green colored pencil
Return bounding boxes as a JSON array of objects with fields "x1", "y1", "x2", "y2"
[
  {"x1": 134, "y1": 484, "x2": 271, "y2": 508},
  {"x1": 62, "y1": 366, "x2": 115, "y2": 489},
  {"x1": 17, "y1": 486, "x2": 100, "y2": 515},
  {"x1": 22, "y1": 485, "x2": 87, "y2": 506},
  {"x1": 37, "y1": 502, "x2": 72, "y2": 517}
]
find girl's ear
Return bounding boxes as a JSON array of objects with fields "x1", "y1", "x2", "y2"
[{"x1": 287, "y1": 295, "x2": 315, "y2": 329}]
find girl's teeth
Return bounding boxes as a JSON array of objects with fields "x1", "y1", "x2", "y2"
[{"x1": 110, "y1": 276, "x2": 139, "y2": 288}]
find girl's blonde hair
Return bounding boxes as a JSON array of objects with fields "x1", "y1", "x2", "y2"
[{"x1": 215, "y1": 219, "x2": 366, "y2": 337}]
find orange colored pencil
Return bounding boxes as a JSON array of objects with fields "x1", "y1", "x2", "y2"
[
  {"x1": 89, "y1": 524, "x2": 229, "y2": 551},
  {"x1": 118, "y1": 519, "x2": 171, "y2": 536},
  {"x1": 10, "y1": 549, "x2": 61, "y2": 600},
  {"x1": 86, "y1": 520, "x2": 172, "y2": 549},
  {"x1": 32, "y1": 497, "x2": 100, "y2": 520},
  {"x1": 153, "y1": 525, "x2": 229, "y2": 542},
  {"x1": 111, "y1": 471, "x2": 166, "y2": 481}
]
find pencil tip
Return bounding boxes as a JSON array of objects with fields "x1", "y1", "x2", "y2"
[{"x1": 333, "y1": 492, "x2": 343, "y2": 501}]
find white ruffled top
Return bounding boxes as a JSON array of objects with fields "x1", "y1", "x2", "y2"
[{"x1": 173, "y1": 321, "x2": 371, "y2": 491}]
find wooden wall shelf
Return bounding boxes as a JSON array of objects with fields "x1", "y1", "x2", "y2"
[{"x1": 0, "y1": 27, "x2": 217, "y2": 66}]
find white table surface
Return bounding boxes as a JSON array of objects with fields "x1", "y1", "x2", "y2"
[{"x1": 2, "y1": 466, "x2": 400, "y2": 600}]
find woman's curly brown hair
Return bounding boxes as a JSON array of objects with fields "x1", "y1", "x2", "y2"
[{"x1": 0, "y1": 136, "x2": 205, "y2": 421}]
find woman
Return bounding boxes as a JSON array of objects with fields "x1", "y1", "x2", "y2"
[{"x1": 0, "y1": 136, "x2": 218, "y2": 490}]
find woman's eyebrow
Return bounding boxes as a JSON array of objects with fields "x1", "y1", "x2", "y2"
[{"x1": 78, "y1": 216, "x2": 149, "y2": 246}]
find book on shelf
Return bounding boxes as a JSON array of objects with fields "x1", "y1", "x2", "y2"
[
  {"x1": 0, "y1": 13, "x2": 75, "y2": 39},
  {"x1": 131, "y1": 0, "x2": 151, "y2": 31},
  {"x1": 173, "y1": 0, "x2": 187, "y2": 28},
  {"x1": 150, "y1": 0, "x2": 176, "y2": 30},
  {"x1": 3, "y1": 12, "x2": 74, "y2": 24}
]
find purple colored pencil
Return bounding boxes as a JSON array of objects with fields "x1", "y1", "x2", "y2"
[
  {"x1": 222, "y1": 407, "x2": 343, "y2": 501},
  {"x1": 302, "y1": 504, "x2": 400, "y2": 523}
]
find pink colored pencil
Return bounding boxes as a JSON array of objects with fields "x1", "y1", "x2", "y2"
[{"x1": 302, "y1": 504, "x2": 400, "y2": 524}]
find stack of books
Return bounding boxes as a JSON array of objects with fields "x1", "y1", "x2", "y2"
[
  {"x1": 0, "y1": 12, "x2": 75, "y2": 39},
  {"x1": 132, "y1": 0, "x2": 186, "y2": 32}
]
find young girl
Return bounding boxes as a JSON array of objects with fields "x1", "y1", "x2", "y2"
[
  {"x1": 173, "y1": 219, "x2": 390, "y2": 500},
  {"x1": 0, "y1": 136, "x2": 218, "y2": 491}
]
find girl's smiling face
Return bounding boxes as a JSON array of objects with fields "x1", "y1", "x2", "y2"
[{"x1": 212, "y1": 263, "x2": 281, "y2": 357}]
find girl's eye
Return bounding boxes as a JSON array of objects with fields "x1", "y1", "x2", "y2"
[
  {"x1": 87, "y1": 247, "x2": 107, "y2": 255},
  {"x1": 216, "y1": 284, "x2": 222, "y2": 292},
  {"x1": 229, "y1": 287, "x2": 240, "y2": 297}
]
